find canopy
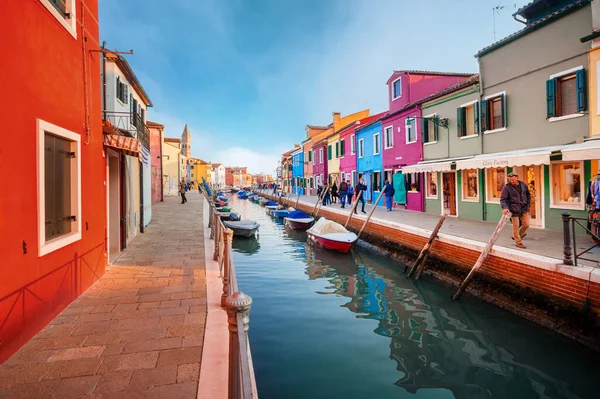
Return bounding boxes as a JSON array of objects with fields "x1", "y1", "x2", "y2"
[
  {"x1": 402, "y1": 161, "x2": 453, "y2": 174},
  {"x1": 103, "y1": 134, "x2": 140, "y2": 157},
  {"x1": 455, "y1": 149, "x2": 554, "y2": 170},
  {"x1": 561, "y1": 140, "x2": 600, "y2": 161}
]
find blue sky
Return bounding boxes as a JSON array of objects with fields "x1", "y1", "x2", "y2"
[{"x1": 100, "y1": 0, "x2": 528, "y2": 174}]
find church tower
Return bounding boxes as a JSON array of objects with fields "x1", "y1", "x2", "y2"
[{"x1": 181, "y1": 124, "x2": 191, "y2": 158}]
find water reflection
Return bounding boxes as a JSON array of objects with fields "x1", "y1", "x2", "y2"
[{"x1": 232, "y1": 236, "x2": 261, "y2": 255}]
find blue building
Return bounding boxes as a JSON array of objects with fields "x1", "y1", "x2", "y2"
[
  {"x1": 356, "y1": 121, "x2": 384, "y2": 205},
  {"x1": 291, "y1": 148, "x2": 304, "y2": 195}
]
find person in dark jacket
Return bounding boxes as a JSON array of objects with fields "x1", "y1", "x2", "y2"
[
  {"x1": 500, "y1": 172, "x2": 531, "y2": 249},
  {"x1": 354, "y1": 178, "x2": 367, "y2": 214},
  {"x1": 347, "y1": 184, "x2": 354, "y2": 206},
  {"x1": 331, "y1": 182, "x2": 338, "y2": 204},
  {"x1": 384, "y1": 180, "x2": 394, "y2": 211},
  {"x1": 339, "y1": 179, "x2": 349, "y2": 208}
]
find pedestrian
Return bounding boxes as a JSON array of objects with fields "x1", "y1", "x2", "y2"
[
  {"x1": 500, "y1": 172, "x2": 531, "y2": 249},
  {"x1": 317, "y1": 185, "x2": 323, "y2": 199},
  {"x1": 323, "y1": 186, "x2": 331, "y2": 206},
  {"x1": 331, "y1": 182, "x2": 338, "y2": 204},
  {"x1": 384, "y1": 180, "x2": 395, "y2": 211},
  {"x1": 179, "y1": 179, "x2": 188, "y2": 204},
  {"x1": 198, "y1": 184, "x2": 203, "y2": 195},
  {"x1": 354, "y1": 178, "x2": 367, "y2": 214},
  {"x1": 347, "y1": 183, "x2": 354, "y2": 208},
  {"x1": 339, "y1": 178, "x2": 349, "y2": 209}
]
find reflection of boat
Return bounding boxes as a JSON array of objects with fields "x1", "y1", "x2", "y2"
[
  {"x1": 306, "y1": 218, "x2": 357, "y2": 253},
  {"x1": 223, "y1": 220, "x2": 260, "y2": 237},
  {"x1": 232, "y1": 236, "x2": 260, "y2": 254},
  {"x1": 284, "y1": 210, "x2": 314, "y2": 230}
]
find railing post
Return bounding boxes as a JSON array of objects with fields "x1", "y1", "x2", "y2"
[
  {"x1": 213, "y1": 210, "x2": 220, "y2": 261},
  {"x1": 225, "y1": 292, "x2": 253, "y2": 399},
  {"x1": 562, "y1": 211, "x2": 573, "y2": 265},
  {"x1": 221, "y1": 229, "x2": 233, "y2": 307},
  {"x1": 208, "y1": 204, "x2": 214, "y2": 237}
]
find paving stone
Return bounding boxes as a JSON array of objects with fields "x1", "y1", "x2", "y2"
[
  {"x1": 51, "y1": 375, "x2": 101, "y2": 398},
  {"x1": 98, "y1": 352, "x2": 159, "y2": 373},
  {"x1": 0, "y1": 379, "x2": 58, "y2": 398},
  {"x1": 138, "y1": 293, "x2": 172, "y2": 303},
  {"x1": 72, "y1": 321, "x2": 112, "y2": 336},
  {"x1": 177, "y1": 363, "x2": 200, "y2": 383},
  {"x1": 122, "y1": 337, "x2": 182, "y2": 354},
  {"x1": 0, "y1": 363, "x2": 51, "y2": 387},
  {"x1": 166, "y1": 324, "x2": 205, "y2": 338},
  {"x1": 113, "y1": 303, "x2": 139, "y2": 312},
  {"x1": 91, "y1": 305, "x2": 116, "y2": 315},
  {"x1": 93, "y1": 370, "x2": 133, "y2": 395},
  {"x1": 148, "y1": 307, "x2": 190, "y2": 317},
  {"x1": 169, "y1": 292, "x2": 194, "y2": 300},
  {"x1": 111, "y1": 309, "x2": 150, "y2": 320},
  {"x1": 158, "y1": 315, "x2": 185, "y2": 328},
  {"x1": 137, "y1": 301, "x2": 161, "y2": 310},
  {"x1": 189, "y1": 305, "x2": 206, "y2": 313},
  {"x1": 156, "y1": 347, "x2": 202, "y2": 367},
  {"x1": 83, "y1": 332, "x2": 122, "y2": 346},
  {"x1": 182, "y1": 334, "x2": 205, "y2": 348},
  {"x1": 183, "y1": 313, "x2": 205, "y2": 326},
  {"x1": 109, "y1": 318, "x2": 160, "y2": 332},
  {"x1": 129, "y1": 365, "x2": 177, "y2": 389},
  {"x1": 60, "y1": 306, "x2": 95, "y2": 316},
  {"x1": 159, "y1": 300, "x2": 182, "y2": 309},
  {"x1": 36, "y1": 324, "x2": 78, "y2": 339},
  {"x1": 103, "y1": 343, "x2": 126, "y2": 356},
  {"x1": 119, "y1": 328, "x2": 167, "y2": 343},
  {"x1": 47, "y1": 346, "x2": 105, "y2": 362},
  {"x1": 19, "y1": 335, "x2": 88, "y2": 352},
  {"x1": 50, "y1": 315, "x2": 79, "y2": 325},
  {"x1": 141, "y1": 381, "x2": 197, "y2": 399},
  {"x1": 43, "y1": 357, "x2": 104, "y2": 379},
  {"x1": 76, "y1": 312, "x2": 114, "y2": 323}
]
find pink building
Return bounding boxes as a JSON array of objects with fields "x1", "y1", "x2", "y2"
[
  {"x1": 311, "y1": 140, "x2": 328, "y2": 188},
  {"x1": 381, "y1": 71, "x2": 472, "y2": 211},
  {"x1": 148, "y1": 121, "x2": 164, "y2": 203}
]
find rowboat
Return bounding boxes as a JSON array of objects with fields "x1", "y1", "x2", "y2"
[
  {"x1": 259, "y1": 198, "x2": 269, "y2": 206},
  {"x1": 217, "y1": 206, "x2": 232, "y2": 219},
  {"x1": 272, "y1": 207, "x2": 293, "y2": 218},
  {"x1": 223, "y1": 220, "x2": 260, "y2": 237},
  {"x1": 306, "y1": 217, "x2": 357, "y2": 253},
  {"x1": 284, "y1": 210, "x2": 315, "y2": 230}
]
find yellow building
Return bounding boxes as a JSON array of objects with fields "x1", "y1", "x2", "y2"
[
  {"x1": 162, "y1": 138, "x2": 182, "y2": 196},
  {"x1": 327, "y1": 110, "x2": 370, "y2": 186},
  {"x1": 188, "y1": 158, "x2": 211, "y2": 188}
]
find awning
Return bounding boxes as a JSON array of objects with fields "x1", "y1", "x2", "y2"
[
  {"x1": 103, "y1": 134, "x2": 140, "y2": 157},
  {"x1": 401, "y1": 161, "x2": 453, "y2": 174},
  {"x1": 561, "y1": 140, "x2": 600, "y2": 161},
  {"x1": 455, "y1": 149, "x2": 553, "y2": 170}
]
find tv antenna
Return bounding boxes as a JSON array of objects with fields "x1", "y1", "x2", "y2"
[{"x1": 493, "y1": 2, "x2": 518, "y2": 41}]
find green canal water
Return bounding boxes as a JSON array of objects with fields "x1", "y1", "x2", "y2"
[{"x1": 228, "y1": 196, "x2": 599, "y2": 399}]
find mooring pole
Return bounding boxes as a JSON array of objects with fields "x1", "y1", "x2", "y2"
[
  {"x1": 453, "y1": 212, "x2": 511, "y2": 300},
  {"x1": 311, "y1": 184, "x2": 328, "y2": 217},
  {"x1": 408, "y1": 214, "x2": 447, "y2": 279},
  {"x1": 357, "y1": 187, "x2": 387, "y2": 240},
  {"x1": 295, "y1": 193, "x2": 301, "y2": 209},
  {"x1": 344, "y1": 190, "x2": 362, "y2": 228},
  {"x1": 561, "y1": 211, "x2": 573, "y2": 265}
]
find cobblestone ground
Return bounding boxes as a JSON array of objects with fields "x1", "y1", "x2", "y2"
[{"x1": 0, "y1": 193, "x2": 207, "y2": 399}]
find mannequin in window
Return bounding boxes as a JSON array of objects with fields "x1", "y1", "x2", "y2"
[{"x1": 586, "y1": 173, "x2": 600, "y2": 233}]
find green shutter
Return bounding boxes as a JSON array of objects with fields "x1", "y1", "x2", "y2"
[
  {"x1": 335, "y1": 142, "x2": 339, "y2": 158},
  {"x1": 433, "y1": 117, "x2": 439, "y2": 142},
  {"x1": 473, "y1": 101, "x2": 479, "y2": 133},
  {"x1": 340, "y1": 140, "x2": 345, "y2": 156},
  {"x1": 546, "y1": 79, "x2": 556, "y2": 118},
  {"x1": 308, "y1": 151, "x2": 312, "y2": 162},
  {"x1": 328, "y1": 145, "x2": 332, "y2": 160},
  {"x1": 480, "y1": 100, "x2": 488, "y2": 132},
  {"x1": 457, "y1": 107, "x2": 465, "y2": 137},
  {"x1": 576, "y1": 69, "x2": 586, "y2": 112},
  {"x1": 421, "y1": 118, "x2": 428, "y2": 143},
  {"x1": 501, "y1": 94, "x2": 507, "y2": 127}
]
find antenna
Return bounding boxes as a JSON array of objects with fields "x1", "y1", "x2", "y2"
[{"x1": 492, "y1": 2, "x2": 518, "y2": 41}]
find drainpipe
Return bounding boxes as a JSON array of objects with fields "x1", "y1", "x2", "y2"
[
  {"x1": 477, "y1": 57, "x2": 487, "y2": 221},
  {"x1": 102, "y1": 41, "x2": 107, "y2": 120},
  {"x1": 140, "y1": 158, "x2": 144, "y2": 233}
]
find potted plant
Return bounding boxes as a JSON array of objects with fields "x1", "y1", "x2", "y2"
[{"x1": 410, "y1": 183, "x2": 417, "y2": 192}]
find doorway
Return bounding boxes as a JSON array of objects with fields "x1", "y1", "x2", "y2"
[
  {"x1": 108, "y1": 151, "x2": 121, "y2": 263},
  {"x1": 442, "y1": 172, "x2": 457, "y2": 216},
  {"x1": 512, "y1": 165, "x2": 543, "y2": 227}
]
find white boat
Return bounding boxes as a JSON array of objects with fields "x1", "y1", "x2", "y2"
[
  {"x1": 223, "y1": 220, "x2": 260, "y2": 237},
  {"x1": 306, "y1": 217, "x2": 357, "y2": 253}
]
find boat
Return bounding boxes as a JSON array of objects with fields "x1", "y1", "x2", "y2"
[
  {"x1": 284, "y1": 210, "x2": 315, "y2": 230},
  {"x1": 306, "y1": 217, "x2": 358, "y2": 253},
  {"x1": 227, "y1": 213, "x2": 241, "y2": 221},
  {"x1": 259, "y1": 198, "x2": 269, "y2": 206},
  {"x1": 272, "y1": 208, "x2": 290, "y2": 218},
  {"x1": 265, "y1": 201, "x2": 279, "y2": 210},
  {"x1": 223, "y1": 220, "x2": 260, "y2": 237},
  {"x1": 215, "y1": 199, "x2": 228, "y2": 207},
  {"x1": 217, "y1": 206, "x2": 232, "y2": 218}
]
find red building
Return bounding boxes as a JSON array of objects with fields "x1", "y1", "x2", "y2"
[
  {"x1": 148, "y1": 121, "x2": 164, "y2": 203},
  {"x1": 226, "y1": 170, "x2": 234, "y2": 186},
  {"x1": 0, "y1": 0, "x2": 106, "y2": 362}
]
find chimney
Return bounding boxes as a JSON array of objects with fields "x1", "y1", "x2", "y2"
[{"x1": 333, "y1": 112, "x2": 341, "y2": 129}]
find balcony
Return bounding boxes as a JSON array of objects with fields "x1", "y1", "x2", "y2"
[{"x1": 102, "y1": 111, "x2": 150, "y2": 149}]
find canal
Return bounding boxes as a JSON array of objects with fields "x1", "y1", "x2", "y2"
[{"x1": 228, "y1": 195, "x2": 599, "y2": 399}]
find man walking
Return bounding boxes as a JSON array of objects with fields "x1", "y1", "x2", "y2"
[
  {"x1": 179, "y1": 179, "x2": 188, "y2": 204},
  {"x1": 500, "y1": 172, "x2": 531, "y2": 249},
  {"x1": 339, "y1": 178, "x2": 348, "y2": 208},
  {"x1": 354, "y1": 177, "x2": 367, "y2": 214},
  {"x1": 347, "y1": 184, "x2": 354, "y2": 207},
  {"x1": 384, "y1": 180, "x2": 395, "y2": 211}
]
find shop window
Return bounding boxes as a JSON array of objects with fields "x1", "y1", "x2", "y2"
[
  {"x1": 426, "y1": 172, "x2": 438, "y2": 199},
  {"x1": 406, "y1": 172, "x2": 420, "y2": 192},
  {"x1": 462, "y1": 169, "x2": 479, "y2": 201},
  {"x1": 551, "y1": 162, "x2": 583, "y2": 208},
  {"x1": 485, "y1": 168, "x2": 506, "y2": 203}
]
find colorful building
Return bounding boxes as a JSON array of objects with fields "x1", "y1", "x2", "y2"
[
  {"x1": 356, "y1": 121, "x2": 384, "y2": 203},
  {"x1": 0, "y1": 0, "x2": 106, "y2": 362},
  {"x1": 292, "y1": 147, "x2": 305, "y2": 194},
  {"x1": 304, "y1": 125, "x2": 329, "y2": 195},
  {"x1": 312, "y1": 138, "x2": 329, "y2": 190},
  {"x1": 148, "y1": 121, "x2": 165, "y2": 203},
  {"x1": 163, "y1": 137, "x2": 182, "y2": 196}
]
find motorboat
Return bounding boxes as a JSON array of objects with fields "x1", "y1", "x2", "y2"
[
  {"x1": 223, "y1": 220, "x2": 260, "y2": 237},
  {"x1": 284, "y1": 210, "x2": 315, "y2": 230},
  {"x1": 306, "y1": 217, "x2": 357, "y2": 253},
  {"x1": 216, "y1": 206, "x2": 232, "y2": 218},
  {"x1": 272, "y1": 206, "x2": 294, "y2": 218},
  {"x1": 259, "y1": 198, "x2": 269, "y2": 206},
  {"x1": 265, "y1": 201, "x2": 279, "y2": 210}
]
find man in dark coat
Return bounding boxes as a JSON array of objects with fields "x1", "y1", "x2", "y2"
[
  {"x1": 500, "y1": 172, "x2": 531, "y2": 249},
  {"x1": 354, "y1": 178, "x2": 367, "y2": 214}
]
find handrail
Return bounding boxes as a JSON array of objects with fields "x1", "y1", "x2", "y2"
[{"x1": 203, "y1": 190, "x2": 256, "y2": 398}]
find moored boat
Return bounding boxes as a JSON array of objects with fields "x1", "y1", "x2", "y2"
[
  {"x1": 259, "y1": 198, "x2": 269, "y2": 206},
  {"x1": 223, "y1": 220, "x2": 260, "y2": 237},
  {"x1": 306, "y1": 217, "x2": 357, "y2": 253},
  {"x1": 284, "y1": 210, "x2": 315, "y2": 230},
  {"x1": 217, "y1": 206, "x2": 233, "y2": 219}
]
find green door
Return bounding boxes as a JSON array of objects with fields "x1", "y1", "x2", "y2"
[{"x1": 393, "y1": 172, "x2": 406, "y2": 205}]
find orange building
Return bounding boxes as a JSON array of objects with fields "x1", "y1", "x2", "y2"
[{"x1": 0, "y1": 0, "x2": 106, "y2": 362}]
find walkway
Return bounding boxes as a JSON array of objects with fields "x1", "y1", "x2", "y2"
[{"x1": 0, "y1": 193, "x2": 207, "y2": 398}]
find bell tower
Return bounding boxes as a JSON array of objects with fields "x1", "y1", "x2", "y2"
[{"x1": 181, "y1": 124, "x2": 191, "y2": 158}]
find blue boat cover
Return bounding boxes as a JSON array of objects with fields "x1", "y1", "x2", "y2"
[
  {"x1": 267, "y1": 201, "x2": 277, "y2": 206},
  {"x1": 288, "y1": 210, "x2": 310, "y2": 219}
]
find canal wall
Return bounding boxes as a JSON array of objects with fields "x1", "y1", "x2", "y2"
[{"x1": 260, "y1": 193, "x2": 600, "y2": 326}]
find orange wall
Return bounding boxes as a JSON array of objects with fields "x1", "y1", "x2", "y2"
[
  {"x1": 590, "y1": 46, "x2": 600, "y2": 137},
  {"x1": 0, "y1": 0, "x2": 106, "y2": 362}
]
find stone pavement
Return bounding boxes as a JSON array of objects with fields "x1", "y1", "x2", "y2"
[{"x1": 0, "y1": 192, "x2": 207, "y2": 399}]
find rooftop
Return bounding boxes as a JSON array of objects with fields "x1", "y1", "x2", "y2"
[
  {"x1": 106, "y1": 52, "x2": 153, "y2": 107},
  {"x1": 164, "y1": 137, "x2": 181, "y2": 143},
  {"x1": 386, "y1": 70, "x2": 474, "y2": 84},
  {"x1": 146, "y1": 121, "x2": 164, "y2": 129}
]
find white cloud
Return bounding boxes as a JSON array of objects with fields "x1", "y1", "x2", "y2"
[{"x1": 209, "y1": 147, "x2": 282, "y2": 175}]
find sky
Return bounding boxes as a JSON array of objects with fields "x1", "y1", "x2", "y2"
[{"x1": 99, "y1": 0, "x2": 529, "y2": 175}]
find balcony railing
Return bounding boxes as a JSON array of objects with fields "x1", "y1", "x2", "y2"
[
  {"x1": 103, "y1": 111, "x2": 150, "y2": 149},
  {"x1": 206, "y1": 191, "x2": 257, "y2": 398}
]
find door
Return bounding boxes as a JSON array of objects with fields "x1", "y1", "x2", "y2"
[
  {"x1": 442, "y1": 172, "x2": 457, "y2": 216},
  {"x1": 393, "y1": 172, "x2": 406, "y2": 205},
  {"x1": 363, "y1": 173, "x2": 372, "y2": 201},
  {"x1": 108, "y1": 151, "x2": 121, "y2": 263},
  {"x1": 513, "y1": 165, "x2": 543, "y2": 227}
]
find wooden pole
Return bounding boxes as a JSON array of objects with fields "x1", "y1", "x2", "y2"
[
  {"x1": 357, "y1": 187, "x2": 386, "y2": 239},
  {"x1": 344, "y1": 190, "x2": 362, "y2": 228},
  {"x1": 408, "y1": 214, "x2": 447, "y2": 279},
  {"x1": 453, "y1": 212, "x2": 512, "y2": 300},
  {"x1": 313, "y1": 184, "x2": 330, "y2": 219},
  {"x1": 311, "y1": 184, "x2": 328, "y2": 217},
  {"x1": 295, "y1": 193, "x2": 301, "y2": 209}
]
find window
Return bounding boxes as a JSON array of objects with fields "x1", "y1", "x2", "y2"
[
  {"x1": 392, "y1": 77, "x2": 402, "y2": 100},
  {"x1": 457, "y1": 102, "x2": 479, "y2": 137},
  {"x1": 309, "y1": 150, "x2": 312, "y2": 163},
  {"x1": 481, "y1": 93, "x2": 506, "y2": 132},
  {"x1": 551, "y1": 162, "x2": 583, "y2": 208},
  {"x1": 547, "y1": 67, "x2": 586, "y2": 118},
  {"x1": 406, "y1": 118, "x2": 417, "y2": 143},
  {"x1": 116, "y1": 77, "x2": 129, "y2": 104},
  {"x1": 341, "y1": 172, "x2": 345, "y2": 180},
  {"x1": 352, "y1": 171, "x2": 357, "y2": 186},
  {"x1": 426, "y1": 172, "x2": 438, "y2": 199},
  {"x1": 37, "y1": 119, "x2": 81, "y2": 257},
  {"x1": 486, "y1": 168, "x2": 506, "y2": 203},
  {"x1": 374, "y1": 133, "x2": 381, "y2": 155},
  {"x1": 406, "y1": 173, "x2": 420, "y2": 192},
  {"x1": 422, "y1": 116, "x2": 438, "y2": 144},
  {"x1": 39, "y1": 0, "x2": 77, "y2": 38},
  {"x1": 372, "y1": 171, "x2": 381, "y2": 192},
  {"x1": 340, "y1": 139, "x2": 345, "y2": 157},
  {"x1": 351, "y1": 134, "x2": 356, "y2": 154},
  {"x1": 319, "y1": 148, "x2": 323, "y2": 163},
  {"x1": 130, "y1": 94, "x2": 138, "y2": 126},
  {"x1": 384, "y1": 126, "x2": 393, "y2": 149},
  {"x1": 462, "y1": 169, "x2": 479, "y2": 201},
  {"x1": 335, "y1": 142, "x2": 339, "y2": 158},
  {"x1": 328, "y1": 145, "x2": 332, "y2": 161},
  {"x1": 358, "y1": 139, "x2": 365, "y2": 158}
]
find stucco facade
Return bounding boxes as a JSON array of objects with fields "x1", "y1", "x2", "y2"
[
  {"x1": 162, "y1": 140, "x2": 182, "y2": 196},
  {"x1": 148, "y1": 121, "x2": 164, "y2": 203},
  {"x1": 356, "y1": 121, "x2": 383, "y2": 203}
]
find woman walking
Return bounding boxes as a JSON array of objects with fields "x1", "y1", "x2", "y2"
[{"x1": 331, "y1": 182, "x2": 338, "y2": 204}]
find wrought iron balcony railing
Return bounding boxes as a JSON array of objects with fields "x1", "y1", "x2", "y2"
[{"x1": 102, "y1": 111, "x2": 150, "y2": 149}]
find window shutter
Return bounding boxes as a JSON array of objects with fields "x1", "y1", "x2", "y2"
[
  {"x1": 116, "y1": 77, "x2": 120, "y2": 100},
  {"x1": 480, "y1": 100, "x2": 488, "y2": 132},
  {"x1": 421, "y1": 118, "x2": 428, "y2": 143},
  {"x1": 123, "y1": 85, "x2": 128, "y2": 104},
  {"x1": 546, "y1": 79, "x2": 556, "y2": 118},
  {"x1": 501, "y1": 93, "x2": 507, "y2": 127},
  {"x1": 341, "y1": 141, "x2": 345, "y2": 157},
  {"x1": 335, "y1": 142, "x2": 339, "y2": 158},
  {"x1": 433, "y1": 117, "x2": 439, "y2": 142},
  {"x1": 576, "y1": 69, "x2": 586, "y2": 112},
  {"x1": 308, "y1": 151, "x2": 312, "y2": 162},
  {"x1": 457, "y1": 107, "x2": 465, "y2": 137},
  {"x1": 328, "y1": 145, "x2": 332, "y2": 160},
  {"x1": 474, "y1": 101, "x2": 480, "y2": 133}
]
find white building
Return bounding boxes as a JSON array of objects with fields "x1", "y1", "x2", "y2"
[{"x1": 212, "y1": 163, "x2": 226, "y2": 188}]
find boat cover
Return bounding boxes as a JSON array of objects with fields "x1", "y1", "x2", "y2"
[
  {"x1": 287, "y1": 210, "x2": 310, "y2": 219},
  {"x1": 224, "y1": 220, "x2": 260, "y2": 230},
  {"x1": 308, "y1": 218, "x2": 351, "y2": 235},
  {"x1": 267, "y1": 201, "x2": 277, "y2": 206}
]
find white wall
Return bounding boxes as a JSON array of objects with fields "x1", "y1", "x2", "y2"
[
  {"x1": 104, "y1": 61, "x2": 147, "y2": 126},
  {"x1": 142, "y1": 146, "x2": 152, "y2": 227}
]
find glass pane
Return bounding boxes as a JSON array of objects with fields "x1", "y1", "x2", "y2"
[
  {"x1": 559, "y1": 163, "x2": 581, "y2": 204},
  {"x1": 466, "y1": 105, "x2": 475, "y2": 136},
  {"x1": 487, "y1": 168, "x2": 505, "y2": 200},
  {"x1": 428, "y1": 120, "x2": 435, "y2": 142},
  {"x1": 492, "y1": 98, "x2": 503, "y2": 129},
  {"x1": 464, "y1": 169, "x2": 478, "y2": 199},
  {"x1": 45, "y1": 134, "x2": 56, "y2": 240},
  {"x1": 427, "y1": 173, "x2": 438, "y2": 197},
  {"x1": 559, "y1": 76, "x2": 577, "y2": 116}
]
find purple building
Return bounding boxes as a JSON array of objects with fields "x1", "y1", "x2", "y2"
[
  {"x1": 381, "y1": 71, "x2": 472, "y2": 211},
  {"x1": 312, "y1": 139, "x2": 328, "y2": 189}
]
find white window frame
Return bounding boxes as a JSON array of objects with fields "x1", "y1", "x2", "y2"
[
  {"x1": 358, "y1": 139, "x2": 365, "y2": 158},
  {"x1": 422, "y1": 113, "x2": 438, "y2": 145},
  {"x1": 425, "y1": 172, "x2": 438, "y2": 199},
  {"x1": 350, "y1": 134, "x2": 356, "y2": 155},
  {"x1": 483, "y1": 91, "x2": 507, "y2": 134},
  {"x1": 384, "y1": 125, "x2": 394, "y2": 149},
  {"x1": 549, "y1": 161, "x2": 585, "y2": 210},
  {"x1": 37, "y1": 119, "x2": 82, "y2": 257},
  {"x1": 405, "y1": 118, "x2": 417, "y2": 144},
  {"x1": 39, "y1": 0, "x2": 77, "y2": 39},
  {"x1": 461, "y1": 169, "x2": 480, "y2": 202},
  {"x1": 392, "y1": 77, "x2": 402, "y2": 101},
  {"x1": 373, "y1": 133, "x2": 381, "y2": 155},
  {"x1": 485, "y1": 167, "x2": 507, "y2": 204},
  {"x1": 319, "y1": 148, "x2": 323, "y2": 164},
  {"x1": 548, "y1": 65, "x2": 585, "y2": 122},
  {"x1": 311, "y1": 150, "x2": 315, "y2": 165}
]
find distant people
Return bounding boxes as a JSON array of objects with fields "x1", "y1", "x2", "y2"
[
  {"x1": 198, "y1": 184, "x2": 203, "y2": 194},
  {"x1": 323, "y1": 185, "x2": 331, "y2": 206},
  {"x1": 339, "y1": 178, "x2": 349, "y2": 209},
  {"x1": 500, "y1": 172, "x2": 531, "y2": 249},
  {"x1": 331, "y1": 182, "x2": 338, "y2": 204},
  {"x1": 347, "y1": 183, "x2": 354, "y2": 207},
  {"x1": 384, "y1": 180, "x2": 395, "y2": 211},
  {"x1": 179, "y1": 180, "x2": 188, "y2": 204},
  {"x1": 317, "y1": 185, "x2": 323, "y2": 198},
  {"x1": 355, "y1": 178, "x2": 367, "y2": 214}
]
